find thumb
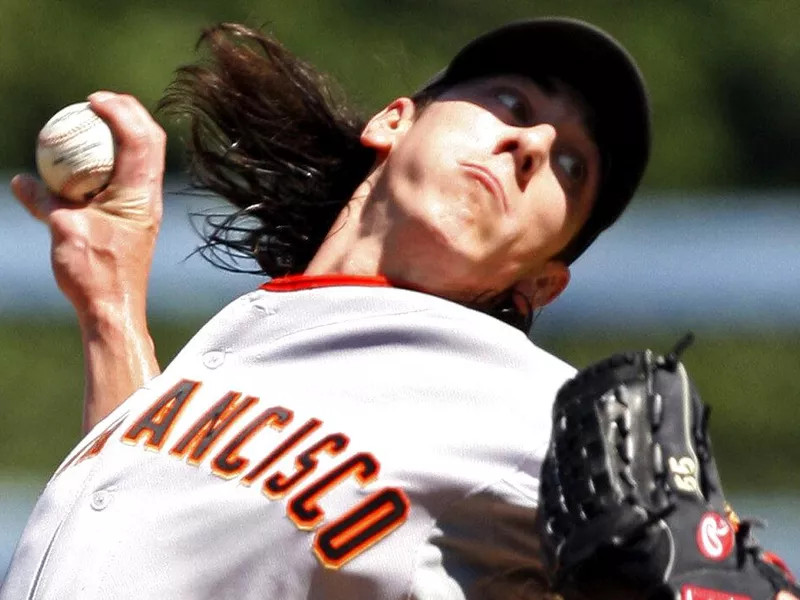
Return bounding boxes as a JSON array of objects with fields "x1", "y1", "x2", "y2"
[{"x1": 11, "y1": 174, "x2": 58, "y2": 222}]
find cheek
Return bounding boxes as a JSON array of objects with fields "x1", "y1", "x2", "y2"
[
  {"x1": 482, "y1": 190, "x2": 572, "y2": 286},
  {"x1": 389, "y1": 126, "x2": 485, "y2": 223},
  {"x1": 517, "y1": 180, "x2": 574, "y2": 255},
  {"x1": 400, "y1": 105, "x2": 498, "y2": 181}
]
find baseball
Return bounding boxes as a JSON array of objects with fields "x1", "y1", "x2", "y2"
[{"x1": 36, "y1": 101, "x2": 115, "y2": 202}]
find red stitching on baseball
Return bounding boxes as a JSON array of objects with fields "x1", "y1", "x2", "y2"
[{"x1": 38, "y1": 108, "x2": 106, "y2": 148}]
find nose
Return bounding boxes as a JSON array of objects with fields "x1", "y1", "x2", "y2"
[{"x1": 499, "y1": 123, "x2": 557, "y2": 189}]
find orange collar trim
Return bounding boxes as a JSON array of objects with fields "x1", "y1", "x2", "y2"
[{"x1": 261, "y1": 274, "x2": 394, "y2": 292}]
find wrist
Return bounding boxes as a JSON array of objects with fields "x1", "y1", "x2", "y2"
[
  {"x1": 77, "y1": 298, "x2": 153, "y2": 353},
  {"x1": 77, "y1": 294, "x2": 149, "y2": 333}
]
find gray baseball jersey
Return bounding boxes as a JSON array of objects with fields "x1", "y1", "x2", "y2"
[{"x1": 1, "y1": 275, "x2": 575, "y2": 599}]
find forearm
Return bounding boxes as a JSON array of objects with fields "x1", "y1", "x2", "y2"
[
  {"x1": 79, "y1": 304, "x2": 160, "y2": 433},
  {"x1": 11, "y1": 93, "x2": 168, "y2": 435}
]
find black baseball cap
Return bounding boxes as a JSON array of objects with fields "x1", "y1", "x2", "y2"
[{"x1": 418, "y1": 18, "x2": 651, "y2": 264}]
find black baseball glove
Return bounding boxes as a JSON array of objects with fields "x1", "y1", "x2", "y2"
[{"x1": 536, "y1": 334, "x2": 799, "y2": 600}]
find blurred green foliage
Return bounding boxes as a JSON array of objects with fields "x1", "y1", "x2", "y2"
[
  {"x1": 0, "y1": 0, "x2": 798, "y2": 189},
  {"x1": 1, "y1": 319, "x2": 798, "y2": 491},
  {"x1": 0, "y1": 318, "x2": 200, "y2": 476}
]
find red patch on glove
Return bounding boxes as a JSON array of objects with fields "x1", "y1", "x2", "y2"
[{"x1": 696, "y1": 512, "x2": 735, "y2": 560}]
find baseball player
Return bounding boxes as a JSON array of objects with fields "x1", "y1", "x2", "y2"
[{"x1": 3, "y1": 18, "x2": 650, "y2": 599}]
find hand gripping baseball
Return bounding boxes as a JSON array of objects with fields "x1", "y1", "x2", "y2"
[
  {"x1": 535, "y1": 334, "x2": 800, "y2": 600},
  {"x1": 13, "y1": 92, "x2": 165, "y2": 319}
]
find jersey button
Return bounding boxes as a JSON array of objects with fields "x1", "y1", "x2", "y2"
[
  {"x1": 203, "y1": 350, "x2": 226, "y2": 369},
  {"x1": 90, "y1": 490, "x2": 112, "y2": 511}
]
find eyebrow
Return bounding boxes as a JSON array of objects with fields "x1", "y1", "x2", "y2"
[
  {"x1": 527, "y1": 76, "x2": 598, "y2": 143},
  {"x1": 528, "y1": 77, "x2": 601, "y2": 175},
  {"x1": 523, "y1": 79, "x2": 602, "y2": 203}
]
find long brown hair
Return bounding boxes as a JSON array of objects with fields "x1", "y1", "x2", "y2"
[{"x1": 159, "y1": 23, "x2": 375, "y2": 276}]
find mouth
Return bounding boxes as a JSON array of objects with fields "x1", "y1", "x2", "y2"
[{"x1": 460, "y1": 162, "x2": 508, "y2": 213}]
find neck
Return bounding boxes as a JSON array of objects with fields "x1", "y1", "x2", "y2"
[{"x1": 304, "y1": 178, "x2": 388, "y2": 277}]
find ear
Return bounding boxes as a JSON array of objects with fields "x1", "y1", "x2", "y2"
[
  {"x1": 513, "y1": 261, "x2": 571, "y2": 310},
  {"x1": 360, "y1": 97, "x2": 417, "y2": 154}
]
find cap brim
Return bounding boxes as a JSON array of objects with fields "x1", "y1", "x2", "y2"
[{"x1": 420, "y1": 18, "x2": 651, "y2": 263}]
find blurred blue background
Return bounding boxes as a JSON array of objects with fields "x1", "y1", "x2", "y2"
[{"x1": 2, "y1": 185, "x2": 800, "y2": 329}]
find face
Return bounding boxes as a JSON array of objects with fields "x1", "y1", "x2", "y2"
[{"x1": 360, "y1": 74, "x2": 601, "y2": 309}]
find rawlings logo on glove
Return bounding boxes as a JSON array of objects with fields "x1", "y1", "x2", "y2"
[{"x1": 697, "y1": 512, "x2": 734, "y2": 561}]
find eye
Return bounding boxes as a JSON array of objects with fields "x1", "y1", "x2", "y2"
[
  {"x1": 493, "y1": 87, "x2": 532, "y2": 125},
  {"x1": 556, "y1": 151, "x2": 586, "y2": 186}
]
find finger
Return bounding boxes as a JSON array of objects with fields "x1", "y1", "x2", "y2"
[
  {"x1": 89, "y1": 91, "x2": 166, "y2": 186},
  {"x1": 87, "y1": 91, "x2": 167, "y2": 189},
  {"x1": 776, "y1": 593, "x2": 798, "y2": 600},
  {"x1": 11, "y1": 174, "x2": 57, "y2": 222}
]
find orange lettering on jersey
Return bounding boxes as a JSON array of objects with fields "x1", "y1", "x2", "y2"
[
  {"x1": 211, "y1": 407, "x2": 292, "y2": 479},
  {"x1": 241, "y1": 418, "x2": 323, "y2": 486},
  {"x1": 113, "y1": 381, "x2": 411, "y2": 569},
  {"x1": 314, "y1": 487, "x2": 410, "y2": 569},
  {"x1": 287, "y1": 452, "x2": 380, "y2": 529},
  {"x1": 122, "y1": 380, "x2": 200, "y2": 450},
  {"x1": 74, "y1": 419, "x2": 125, "y2": 466},
  {"x1": 54, "y1": 415, "x2": 127, "y2": 478},
  {"x1": 169, "y1": 392, "x2": 258, "y2": 465},
  {"x1": 262, "y1": 433, "x2": 350, "y2": 501}
]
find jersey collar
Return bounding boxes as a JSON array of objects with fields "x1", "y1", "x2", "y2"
[{"x1": 261, "y1": 274, "x2": 394, "y2": 292}]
